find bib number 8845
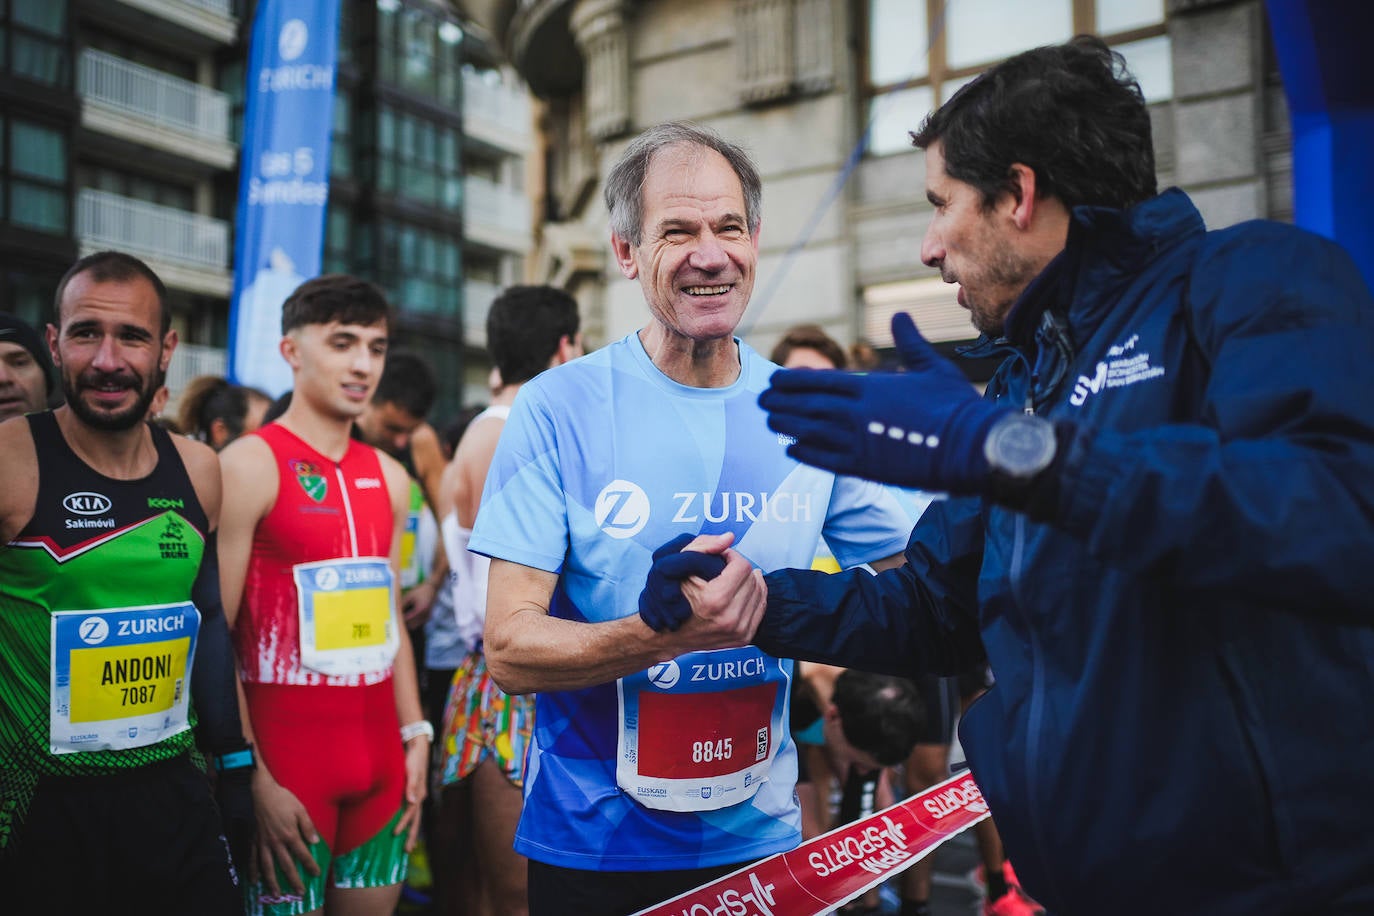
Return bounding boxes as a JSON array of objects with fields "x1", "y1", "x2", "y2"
[{"x1": 692, "y1": 738, "x2": 733, "y2": 763}]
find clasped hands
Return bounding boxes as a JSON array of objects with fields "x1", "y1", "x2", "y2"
[{"x1": 637, "y1": 532, "x2": 765, "y2": 638}]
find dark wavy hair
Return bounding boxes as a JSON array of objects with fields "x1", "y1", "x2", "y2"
[
  {"x1": 281, "y1": 274, "x2": 391, "y2": 334},
  {"x1": 912, "y1": 35, "x2": 1157, "y2": 212},
  {"x1": 176, "y1": 375, "x2": 271, "y2": 447},
  {"x1": 833, "y1": 670, "x2": 925, "y2": 767},
  {"x1": 486, "y1": 285, "x2": 580, "y2": 386},
  {"x1": 372, "y1": 351, "x2": 437, "y2": 419}
]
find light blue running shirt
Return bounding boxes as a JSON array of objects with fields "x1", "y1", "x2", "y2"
[{"x1": 469, "y1": 333, "x2": 917, "y2": 872}]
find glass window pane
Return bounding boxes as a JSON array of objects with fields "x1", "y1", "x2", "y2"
[
  {"x1": 1116, "y1": 34, "x2": 1171, "y2": 103},
  {"x1": 867, "y1": 84, "x2": 934, "y2": 156},
  {"x1": 947, "y1": 0, "x2": 1072, "y2": 70},
  {"x1": 331, "y1": 141, "x2": 351, "y2": 178},
  {"x1": 11, "y1": 182, "x2": 66, "y2": 232},
  {"x1": 14, "y1": 0, "x2": 65, "y2": 36},
  {"x1": 378, "y1": 107, "x2": 395, "y2": 153},
  {"x1": 12, "y1": 34, "x2": 66, "y2": 86},
  {"x1": 12, "y1": 120, "x2": 65, "y2": 181},
  {"x1": 1097, "y1": 0, "x2": 1164, "y2": 35},
  {"x1": 868, "y1": 0, "x2": 927, "y2": 86}
]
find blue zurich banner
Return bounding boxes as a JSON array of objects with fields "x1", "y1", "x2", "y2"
[{"x1": 228, "y1": 0, "x2": 339, "y2": 395}]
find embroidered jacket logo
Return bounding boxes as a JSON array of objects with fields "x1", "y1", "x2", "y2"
[
  {"x1": 291, "y1": 460, "x2": 328, "y2": 503},
  {"x1": 1070, "y1": 333, "x2": 1166, "y2": 406}
]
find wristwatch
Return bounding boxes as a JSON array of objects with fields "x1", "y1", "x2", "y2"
[{"x1": 983, "y1": 413, "x2": 1057, "y2": 481}]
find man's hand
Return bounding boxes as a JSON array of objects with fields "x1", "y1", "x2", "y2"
[
  {"x1": 251, "y1": 770, "x2": 321, "y2": 898},
  {"x1": 669, "y1": 533, "x2": 767, "y2": 650},
  {"x1": 402, "y1": 579, "x2": 439, "y2": 629},
  {"x1": 639, "y1": 533, "x2": 728, "y2": 632},
  {"x1": 759, "y1": 312, "x2": 1011, "y2": 493},
  {"x1": 214, "y1": 765, "x2": 256, "y2": 888}
]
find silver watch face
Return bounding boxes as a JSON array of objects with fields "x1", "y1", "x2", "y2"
[{"x1": 985, "y1": 415, "x2": 1056, "y2": 479}]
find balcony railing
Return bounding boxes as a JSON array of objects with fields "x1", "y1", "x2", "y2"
[
  {"x1": 462, "y1": 72, "x2": 532, "y2": 152},
  {"x1": 182, "y1": 0, "x2": 232, "y2": 15},
  {"x1": 78, "y1": 189, "x2": 230, "y2": 273},
  {"x1": 464, "y1": 177, "x2": 532, "y2": 251},
  {"x1": 80, "y1": 48, "x2": 230, "y2": 144},
  {"x1": 166, "y1": 342, "x2": 228, "y2": 399},
  {"x1": 464, "y1": 280, "x2": 501, "y2": 347}
]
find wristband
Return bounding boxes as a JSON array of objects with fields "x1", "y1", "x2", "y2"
[
  {"x1": 401, "y1": 720, "x2": 434, "y2": 744},
  {"x1": 213, "y1": 747, "x2": 256, "y2": 772}
]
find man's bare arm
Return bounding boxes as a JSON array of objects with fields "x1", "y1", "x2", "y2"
[
  {"x1": 869, "y1": 552, "x2": 906, "y2": 572},
  {"x1": 217, "y1": 435, "x2": 277, "y2": 625},
  {"x1": 484, "y1": 537, "x2": 766, "y2": 696},
  {"x1": 0, "y1": 419, "x2": 39, "y2": 544}
]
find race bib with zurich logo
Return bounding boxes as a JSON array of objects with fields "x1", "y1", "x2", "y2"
[
  {"x1": 49, "y1": 602, "x2": 200, "y2": 754},
  {"x1": 616, "y1": 647, "x2": 788, "y2": 812},
  {"x1": 294, "y1": 557, "x2": 399, "y2": 676}
]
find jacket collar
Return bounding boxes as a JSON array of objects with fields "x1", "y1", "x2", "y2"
[{"x1": 997, "y1": 188, "x2": 1206, "y2": 347}]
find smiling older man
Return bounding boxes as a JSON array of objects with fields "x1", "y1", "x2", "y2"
[{"x1": 472, "y1": 121, "x2": 919, "y2": 916}]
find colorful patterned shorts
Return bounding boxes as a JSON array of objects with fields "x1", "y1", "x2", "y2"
[{"x1": 438, "y1": 650, "x2": 534, "y2": 788}]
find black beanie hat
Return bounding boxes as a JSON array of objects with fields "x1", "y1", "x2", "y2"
[{"x1": 0, "y1": 312, "x2": 54, "y2": 394}]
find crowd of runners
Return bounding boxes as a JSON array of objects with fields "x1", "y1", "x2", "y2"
[{"x1": 2, "y1": 35, "x2": 1372, "y2": 916}]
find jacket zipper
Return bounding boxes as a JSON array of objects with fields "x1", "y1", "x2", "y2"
[{"x1": 1003, "y1": 354, "x2": 1064, "y2": 905}]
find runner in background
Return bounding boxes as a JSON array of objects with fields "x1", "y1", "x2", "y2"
[
  {"x1": 432, "y1": 284, "x2": 582, "y2": 916},
  {"x1": 219, "y1": 274, "x2": 428, "y2": 915},
  {"x1": 176, "y1": 375, "x2": 272, "y2": 451},
  {"x1": 0, "y1": 312, "x2": 56, "y2": 421},
  {"x1": 0, "y1": 251, "x2": 251, "y2": 914}
]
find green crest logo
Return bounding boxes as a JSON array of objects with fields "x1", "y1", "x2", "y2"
[{"x1": 290, "y1": 459, "x2": 328, "y2": 503}]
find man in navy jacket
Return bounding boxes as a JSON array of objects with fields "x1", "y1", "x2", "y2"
[{"x1": 649, "y1": 36, "x2": 1374, "y2": 916}]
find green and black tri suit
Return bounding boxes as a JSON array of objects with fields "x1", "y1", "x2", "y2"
[{"x1": 0, "y1": 411, "x2": 237, "y2": 851}]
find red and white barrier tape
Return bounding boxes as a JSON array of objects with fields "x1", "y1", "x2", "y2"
[{"x1": 632, "y1": 770, "x2": 991, "y2": 916}]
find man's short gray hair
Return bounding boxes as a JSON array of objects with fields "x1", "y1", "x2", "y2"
[{"x1": 604, "y1": 121, "x2": 762, "y2": 247}]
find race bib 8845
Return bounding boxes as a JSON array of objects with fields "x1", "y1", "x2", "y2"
[{"x1": 617, "y1": 648, "x2": 789, "y2": 812}]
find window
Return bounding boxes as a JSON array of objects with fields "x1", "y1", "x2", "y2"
[
  {"x1": 0, "y1": 265, "x2": 63, "y2": 328},
  {"x1": 83, "y1": 32, "x2": 195, "y2": 81},
  {"x1": 863, "y1": 0, "x2": 1169, "y2": 156},
  {"x1": 375, "y1": 219, "x2": 461, "y2": 319},
  {"x1": 6, "y1": 0, "x2": 70, "y2": 88},
  {"x1": 323, "y1": 205, "x2": 352, "y2": 275},
  {"x1": 77, "y1": 164, "x2": 193, "y2": 211},
  {"x1": 332, "y1": 88, "x2": 352, "y2": 179},
  {"x1": 6, "y1": 116, "x2": 67, "y2": 233},
  {"x1": 376, "y1": 0, "x2": 462, "y2": 105},
  {"x1": 374, "y1": 104, "x2": 461, "y2": 212}
]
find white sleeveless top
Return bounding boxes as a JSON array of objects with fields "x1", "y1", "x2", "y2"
[{"x1": 442, "y1": 405, "x2": 510, "y2": 654}]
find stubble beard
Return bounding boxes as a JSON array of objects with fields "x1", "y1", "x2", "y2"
[
  {"x1": 959, "y1": 244, "x2": 1038, "y2": 339},
  {"x1": 63, "y1": 367, "x2": 158, "y2": 432}
]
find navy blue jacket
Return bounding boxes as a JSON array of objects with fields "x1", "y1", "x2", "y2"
[{"x1": 758, "y1": 190, "x2": 1374, "y2": 915}]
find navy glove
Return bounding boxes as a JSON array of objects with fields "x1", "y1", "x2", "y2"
[
  {"x1": 639, "y1": 533, "x2": 728, "y2": 632},
  {"x1": 759, "y1": 312, "x2": 1011, "y2": 493}
]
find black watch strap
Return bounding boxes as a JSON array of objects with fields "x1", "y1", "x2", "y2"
[{"x1": 213, "y1": 746, "x2": 256, "y2": 772}]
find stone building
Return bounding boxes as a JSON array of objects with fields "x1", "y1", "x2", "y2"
[{"x1": 463, "y1": 0, "x2": 1291, "y2": 370}]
